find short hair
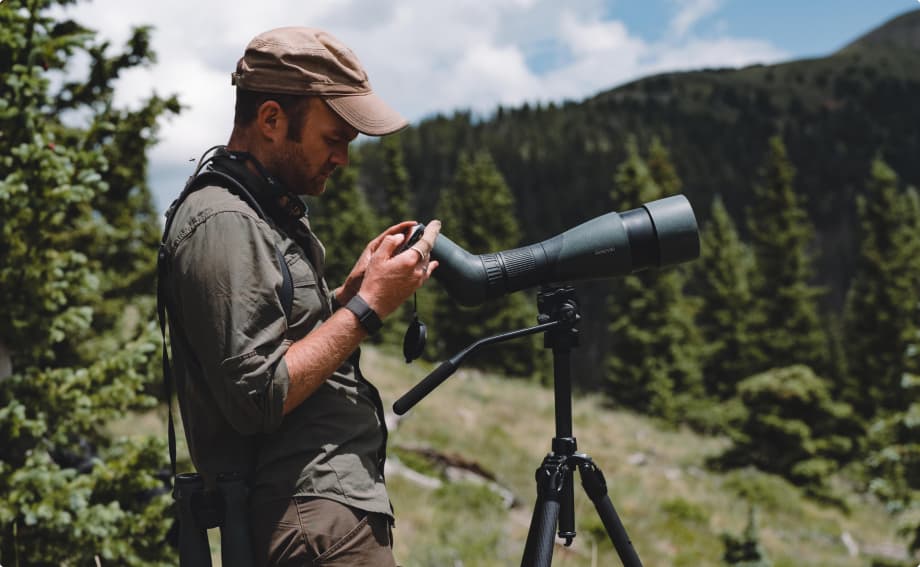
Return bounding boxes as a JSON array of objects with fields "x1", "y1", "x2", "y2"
[{"x1": 233, "y1": 88, "x2": 312, "y2": 142}]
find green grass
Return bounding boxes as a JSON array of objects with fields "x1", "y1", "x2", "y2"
[
  {"x1": 114, "y1": 345, "x2": 912, "y2": 566},
  {"x1": 361, "y1": 346, "x2": 911, "y2": 567}
]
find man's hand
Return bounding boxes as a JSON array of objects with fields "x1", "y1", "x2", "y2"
[
  {"x1": 336, "y1": 221, "x2": 417, "y2": 306},
  {"x1": 283, "y1": 220, "x2": 440, "y2": 414},
  {"x1": 357, "y1": 220, "x2": 441, "y2": 318}
]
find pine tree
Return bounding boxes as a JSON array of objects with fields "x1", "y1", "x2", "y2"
[
  {"x1": 370, "y1": 136, "x2": 423, "y2": 350},
  {"x1": 695, "y1": 196, "x2": 760, "y2": 398},
  {"x1": 646, "y1": 136, "x2": 682, "y2": 195},
  {"x1": 305, "y1": 151, "x2": 378, "y2": 289},
  {"x1": 380, "y1": 134, "x2": 413, "y2": 223},
  {"x1": 611, "y1": 137, "x2": 661, "y2": 207},
  {"x1": 864, "y1": 373, "x2": 920, "y2": 553},
  {"x1": 843, "y1": 160, "x2": 920, "y2": 417},
  {"x1": 432, "y1": 151, "x2": 541, "y2": 376},
  {"x1": 745, "y1": 136, "x2": 828, "y2": 375},
  {"x1": 714, "y1": 365, "x2": 862, "y2": 494},
  {"x1": 605, "y1": 138, "x2": 704, "y2": 419},
  {"x1": 1, "y1": 1, "x2": 177, "y2": 564}
]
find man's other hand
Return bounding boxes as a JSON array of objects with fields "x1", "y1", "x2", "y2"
[
  {"x1": 337, "y1": 221, "x2": 417, "y2": 305},
  {"x1": 357, "y1": 220, "x2": 441, "y2": 318}
]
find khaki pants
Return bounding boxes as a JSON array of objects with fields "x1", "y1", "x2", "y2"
[{"x1": 251, "y1": 497, "x2": 397, "y2": 567}]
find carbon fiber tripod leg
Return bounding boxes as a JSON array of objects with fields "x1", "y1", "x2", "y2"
[
  {"x1": 520, "y1": 455, "x2": 567, "y2": 567},
  {"x1": 576, "y1": 456, "x2": 643, "y2": 567}
]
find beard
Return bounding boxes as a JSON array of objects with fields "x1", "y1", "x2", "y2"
[{"x1": 270, "y1": 142, "x2": 333, "y2": 196}]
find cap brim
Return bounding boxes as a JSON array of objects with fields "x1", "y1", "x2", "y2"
[{"x1": 325, "y1": 93, "x2": 408, "y2": 136}]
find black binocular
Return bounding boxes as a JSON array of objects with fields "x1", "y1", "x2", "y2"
[{"x1": 174, "y1": 472, "x2": 253, "y2": 567}]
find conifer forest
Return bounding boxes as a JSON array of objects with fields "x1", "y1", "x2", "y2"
[{"x1": 1, "y1": 1, "x2": 919, "y2": 565}]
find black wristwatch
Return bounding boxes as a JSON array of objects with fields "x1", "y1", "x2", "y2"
[{"x1": 344, "y1": 294, "x2": 383, "y2": 335}]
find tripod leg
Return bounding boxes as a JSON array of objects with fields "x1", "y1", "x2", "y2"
[
  {"x1": 520, "y1": 456, "x2": 567, "y2": 567},
  {"x1": 521, "y1": 494, "x2": 559, "y2": 567},
  {"x1": 577, "y1": 458, "x2": 643, "y2": 567}
]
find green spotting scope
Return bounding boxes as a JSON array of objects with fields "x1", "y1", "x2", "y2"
[{"x1": 430, "y1": 194, "x2": 700, "y2": 306}]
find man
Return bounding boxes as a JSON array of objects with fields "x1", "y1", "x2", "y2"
[{"x1": 161, "y1": 27, "x2": 439, "y2": 566}]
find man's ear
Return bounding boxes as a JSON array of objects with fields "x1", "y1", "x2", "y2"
[{"x1": 256, "y1": 100, "x2": 287, "y2": 143}]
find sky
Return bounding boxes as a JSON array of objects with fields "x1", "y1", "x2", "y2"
[{"x1": 55, "y1": 0, "x2": 918, "y2": 213}]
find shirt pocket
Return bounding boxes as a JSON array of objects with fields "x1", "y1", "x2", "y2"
[{"x1": 285, "y1": 253, "x2": 326, "y2": 337}]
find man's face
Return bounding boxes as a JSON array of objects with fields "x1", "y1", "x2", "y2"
[{"x1": 272, "y1": 98, "x2": 359, "y2": 196}]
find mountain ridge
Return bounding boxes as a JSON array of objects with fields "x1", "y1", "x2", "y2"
[
  {"x1": 839, "y1": 7, "x2": 920, "y2": 53},
  {"x1": 355, "y1": 8, "x2": 920, "y2": 387}
]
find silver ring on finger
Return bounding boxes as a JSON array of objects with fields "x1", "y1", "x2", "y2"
[
  {"x1": 411, "y1": 246, "x2": 429, "y2": 263},
  {"x1": 410, "y1": 247, "x2": 426, "y2": 264}
]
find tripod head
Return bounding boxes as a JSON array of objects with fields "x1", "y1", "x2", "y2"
[{"x1": 392, "y1": 286, "x2": 577, "y2": 415}]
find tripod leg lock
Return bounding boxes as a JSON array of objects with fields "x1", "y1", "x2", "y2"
[
  {"x1": 571, "y1": 455, "x2": 608, "y2": 500},
  {"x1": 534, "y1": 454, "x2": 569, "y2": 497}
]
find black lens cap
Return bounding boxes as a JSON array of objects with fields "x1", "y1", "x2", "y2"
[{"x1": 403, "y1": 314, "x2": 427, "y2": 363}]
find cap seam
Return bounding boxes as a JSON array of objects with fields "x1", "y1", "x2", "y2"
[{"x1": 327, "y1": 98, "x2": 405, "y2": 127}]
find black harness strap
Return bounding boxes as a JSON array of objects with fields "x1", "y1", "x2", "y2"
[{"x1": 157, "y1": 160, "x2": 295, "y2": 484}]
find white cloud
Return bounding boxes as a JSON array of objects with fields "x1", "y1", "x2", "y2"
[
  {"x1": 540, "y1": 9, "x2": 785, "y2": 104},
  {"x1": 545, "y1": 12, "x2": 649, "y2": 100},
  {"x1": 649, "y1": 36, "x2": 787, "y2": 73},
  {"x1": 56, "y1": 0, "x2": 788, "y2": 211},
  {"x1": 442, "y1": 44, "x2": 541, "y2": 110},
  {"x1": 560, "y1": 12, "x2": 644, "y2": 56},
  {"x1": 669, "y1": 0, "x2": 722, "y2": 39}
]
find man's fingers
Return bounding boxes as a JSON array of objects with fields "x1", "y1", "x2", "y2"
[
  {"x1": 411, "y1": 219, "x2": 441, "y2": 257},
  {"x1": 377, "y1": 232, "x2": 406, "y2": 258},
  {"x1": 369, "y1": 221, "x2": 417, "y2": 251},
  {"x1": 388, "y1": 220, "x2": 418, "y2": 235}
]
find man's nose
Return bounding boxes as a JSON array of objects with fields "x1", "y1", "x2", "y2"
[{"x1": 330, "y1": 145, "x2": 349, "y2": 167}]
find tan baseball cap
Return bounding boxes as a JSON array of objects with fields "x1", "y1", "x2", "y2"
[{"x1": 231, "y1": 27, "x2": 408, "y2": 136}]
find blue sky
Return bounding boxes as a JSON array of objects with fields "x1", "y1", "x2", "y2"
[
  {"x1": 611, "y1": 1, "x2": 912, "y2": 57},
  {"x1": 519, "y1": 1, "x2": 915, "y2": 74},
  {"x1": 58, "y1": 0, "x2": 919, "y2": 211}
]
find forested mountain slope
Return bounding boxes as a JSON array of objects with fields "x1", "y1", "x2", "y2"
[{"x1": 359, "y1": 8, "x2": 920, "y2": 309}]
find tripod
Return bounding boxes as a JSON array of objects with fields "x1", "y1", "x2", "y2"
[{"x1": 393, "y1": 286, "x2": 643, "y2": 567}]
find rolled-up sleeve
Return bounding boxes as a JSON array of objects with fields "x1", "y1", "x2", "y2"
[{"x1": 172, "y1": 210, "x2": 290, "y2": 434}]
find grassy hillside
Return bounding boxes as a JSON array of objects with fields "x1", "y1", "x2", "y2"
[
  {"x1": 363, "y1": 346, "x2": 909, "y2": 567},
  {"x1": 113, "y1": 345, "x2": 913, "y2": 565}
]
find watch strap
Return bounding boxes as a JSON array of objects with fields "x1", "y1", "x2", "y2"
[{"x1": 345, "y1": 294, "x2": 383, "y2": 335}]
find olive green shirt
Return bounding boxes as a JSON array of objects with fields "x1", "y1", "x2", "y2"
[{"x1": 163, "y1": 184, "x2": 390, "y2": 516}]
